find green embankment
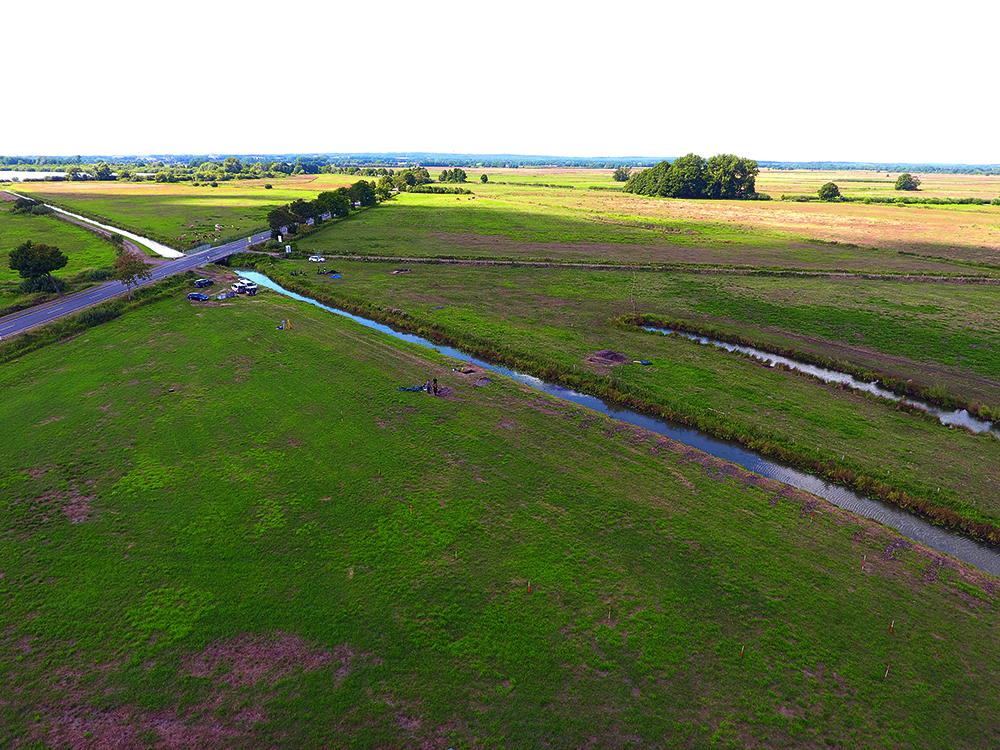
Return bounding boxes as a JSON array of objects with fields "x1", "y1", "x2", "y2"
[{"x1": 1, "y1": 287, "x2": 999, "y2": 748}]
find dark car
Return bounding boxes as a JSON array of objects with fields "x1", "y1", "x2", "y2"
[
  {"x1": 194, "y1": 278, "x2": 213, "y2": 288},
  {"x1": 187, "y1": 292, "x2": 210, "y2": 301}
]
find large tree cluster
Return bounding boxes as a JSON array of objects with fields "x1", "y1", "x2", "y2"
[
  {"x1": 623, "y1": 153, "x2": 760, "y2": 200},
  {"x1": 438, "y1": 168, "x2": 468, "y2": 183}
]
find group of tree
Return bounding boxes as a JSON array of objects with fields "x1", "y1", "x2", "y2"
[
  {"x1": 612, "y1": 166, "x2": 632, "y2": 182},
  {"x1": 385, "y1": 168, "x2": 432, "y2": 192},
  {"x1": 623, "y1": 154, "x2": 761, "y2": 200},
  {"x1": 437, "y1": 168, "x2": 468, "y2": 183},
  {"x1": 894, "y1": 173, "x2": 921, "y2": 190},
  {"x1": 9, "y1": 197, "x2": 51, "y2": 215},
  {"x1": 64, "y1": 162, "x2": 114, "y2": 181},
  {"x1": 265, "y1": 181, "x2": 379, "y2": 238}
]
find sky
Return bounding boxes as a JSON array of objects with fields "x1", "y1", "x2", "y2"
[{"x1": 5, "y1": 0, "x2": 999, "y2": 163}]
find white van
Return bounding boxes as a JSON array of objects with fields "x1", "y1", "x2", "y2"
[{"x1": 231, "y1": 279, "x2": 258, "y2": 294}]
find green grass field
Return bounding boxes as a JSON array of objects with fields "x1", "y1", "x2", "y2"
[
  {"x1": 293, "y1": 191, "x2": 989, "y2": 275},
  {"x1": 260, "y1": 258, "x2": 1000, "y2": 531},
  {"x1": 0, "y1": 207, "x2": 120, "y2": 313},
  {"x1": 12, "y1": 175, "x2": 356, "y2": 250},
  {"x1": 6, "y1": 170, "x2": 1000, "y2": 747},
  {"x1": 17, "y1": 175, "x2": 1000, "y2": 273},
  {"x1": 2, "y1": 285, "x2": 999, "y2": 749}
]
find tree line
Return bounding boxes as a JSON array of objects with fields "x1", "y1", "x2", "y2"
[
  {"x1": 622, "y1": 154, "x2": 764, "y2": 200},
  {"x1": 760, "y1": 161, "x2": 1000, "y2": 176},
  {"x1": 8, "y1": 154, "x2": 1000, "y2": 177},
  {"x1": 265, "y1": 181, "x2": 379, "y2": 238}
]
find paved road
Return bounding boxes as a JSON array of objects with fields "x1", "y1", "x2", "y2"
[{"x1": 0, "y1": 229, "x2": 273, "y2": 340}]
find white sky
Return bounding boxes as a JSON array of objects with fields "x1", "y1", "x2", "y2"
[{"x1": 5, "y1": 0, "x2": 999, "y2": 163}]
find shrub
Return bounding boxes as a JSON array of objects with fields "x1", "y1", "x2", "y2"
[
  {"x1": 79, "y1": 268, "x2": 114, "y2": 281},
  {"x1": 18, "y1": 276, "x2": 63, "y2": 293},
  {"x1": 264, "y1": 183, "x2": 273, "y2": 189},
  {"x1": 78, "y1": 306, "x2": 121, "y2": 327}
]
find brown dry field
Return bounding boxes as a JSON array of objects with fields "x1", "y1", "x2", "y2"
[
  {"x1": 475, "y1": 168, "x2": 1000, "y2": 268},
  {"x1": 11, "y1": 174, "x2": 355, "y2": 201},
  {"x1": 756, "y1": 169, "x2": 1000, "y2": 200}
]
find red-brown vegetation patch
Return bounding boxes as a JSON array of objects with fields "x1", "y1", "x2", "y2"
[
  {"x1": 34, "y1": 704, "x2": 259, "y2": 750},
  {"x1": 185, "y1": 631, "x2": 333, "y2": 688},
  {"x1": 62, "y1": 490, "x2": 94, "y2": 524},
  {"x1": 528, "y1": 399, "x2": 562, "y2": 415},
  {"x1": 33, "y1": 415, "x2": 65, "y2": 426},
  {"x1": 25, "y1": 465, "x2": 56, "y2": 480}
]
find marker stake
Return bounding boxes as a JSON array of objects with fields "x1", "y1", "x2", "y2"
[
  {"x1": 884, "y1": 662, "x2": 891, "y2": 681},
  {"x1": 740, "y1": 645, "x2": 745, "y2": 659},
  {"x1": 890, "y1": 620, "x2": 894, "y2": 634}
]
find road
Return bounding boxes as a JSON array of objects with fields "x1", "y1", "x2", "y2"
[{"x1": 0, "y1": 229, "x2": 273, "y2": 340}]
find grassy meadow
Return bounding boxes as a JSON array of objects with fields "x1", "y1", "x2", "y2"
[
  {"x1": 6, "y1": 167, "x2": 1000, "y2": 746},
  {"x1": 12, "y1": 175, "x2": 357, "y2": 251},
  {"x1": 17, "y1": 170, "x2": 1000, "y2": 271},
  {"x1": 2, "y1": 282, "x2": 999, "y2": 749},
  {"x1": 0, "y1": 205, "x2": 121, "y2": 315},
  {"x1": 260, "y1": 258, "x2": 1000, "y2": 532},
  {"x1": 295, "y1": 191, "x2": 987, "y2": 275}
]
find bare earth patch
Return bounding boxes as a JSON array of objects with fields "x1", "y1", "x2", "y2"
[{"x1": 585, "y1": 350, "x2": 630, "y2": 373}]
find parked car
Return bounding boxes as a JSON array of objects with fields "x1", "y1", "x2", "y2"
[
  {"x1": 187, "y1": 292, "x2": 210, "y2": 301},
  {"x1": 194, "y1": 278, "x2": 213, "y2": 288},
  {"x1": 308, "y1": 255, "x2": 326, "y2": 262},
  {"x1": 231, "y1": 279, "x2": 259, "y2": 295}
]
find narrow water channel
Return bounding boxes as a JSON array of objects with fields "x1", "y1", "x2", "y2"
[
  {"x1": 44, "y1": 204, "x2": 185, "y2": 259},
  {"x1": 645, "y1": 326, "x2": 1000, "y2": 438},
  {"x1": 4, "y1": 190, "x2": 184, "y2": 259},
  {"x1": 240, "y1": 271, "x2": 1000, "y2": 576}
]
